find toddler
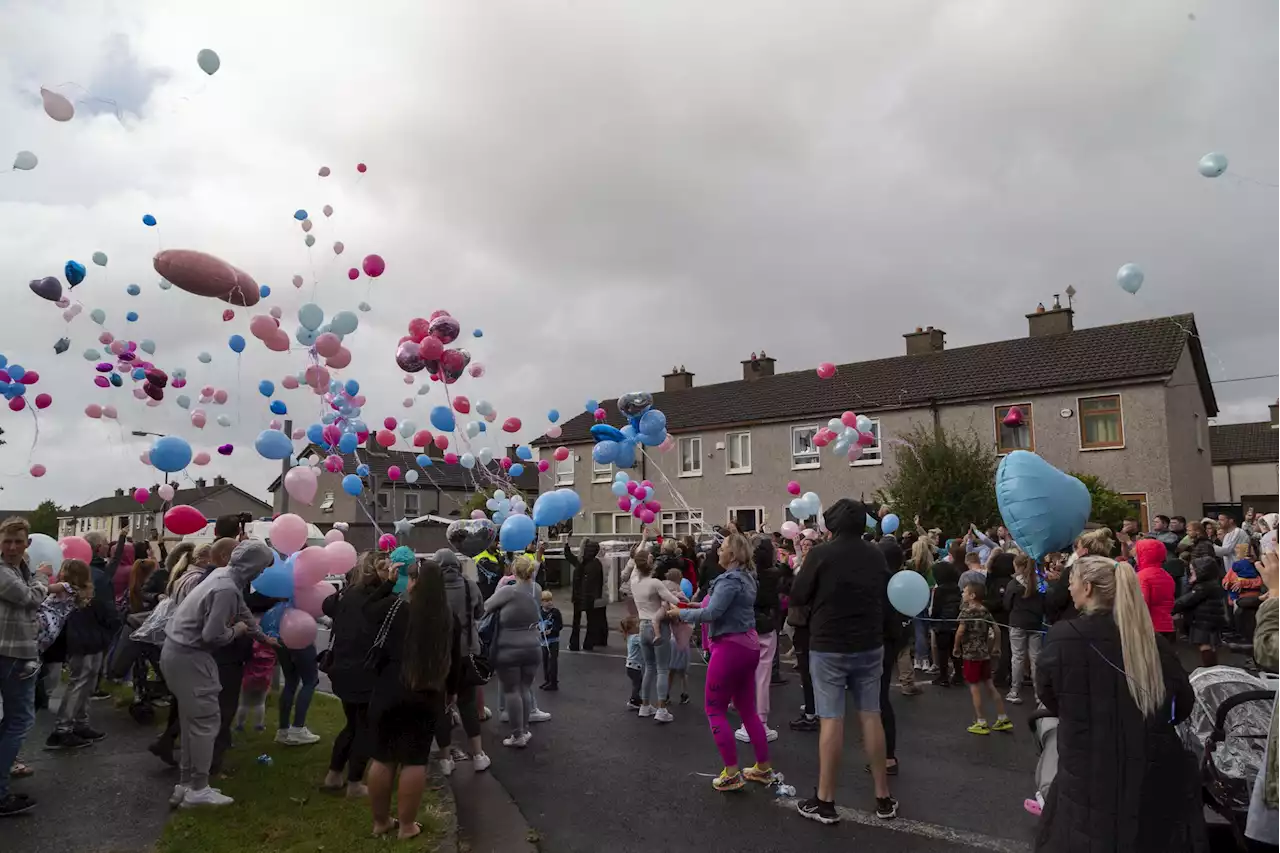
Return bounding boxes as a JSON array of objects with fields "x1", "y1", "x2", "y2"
[
  {"x1": 539, "y1": 590, "x2": 563, "y2": 691},
  {"x1": 663, "y1": 570, "x2": 693, "y2": 705},
  {"x1": 622, "y1": 616, "x2": 643, "y2": 709},
  {"x1": 954, "y1": 582, "x2": 1011, "y2": 735},
  {"x1": 236, "y1": 639, "x2": 277, "y2": 731}
]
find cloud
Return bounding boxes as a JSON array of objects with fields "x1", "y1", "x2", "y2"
[{"x1": 0, "y1": 0, "x2": 1274, "y2": 509}]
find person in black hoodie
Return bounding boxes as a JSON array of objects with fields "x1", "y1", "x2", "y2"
[
  {"x1": 984, "y1": 551, "x2": 1015, "y2": 688},
  {"x1": 45, "y1": 559, "x2": 117, "y2": 750},
  {"x1": 737, "y1": 537, "x2": 781, "y2": 742},
  {"x1": 1002, "y1": 554, "x2": 1044, "y2": 705},
  {"x1": 930, "y1": 542, "x2": 964, "y2": 686},
  {"x1": 1174, "y1": 556, "x2": 1230, "y2": 667},
  {"x1": 564, "y1": 540, "x2": 605, "y2": 650},
  {"x1": 82, "y1": 531, "x2": 124, "y2": 699}
]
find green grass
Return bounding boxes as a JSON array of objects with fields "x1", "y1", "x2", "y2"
[{"x1": 156, "y1": 692, "x2": 450, "y2": 853}]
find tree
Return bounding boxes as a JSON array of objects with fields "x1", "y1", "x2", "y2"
[
  {"x1": 459, "y1": 485, "x2": 527, "y2": 519},
  {"x1": 1069, "y1": 473, "x2": 1131, "y2": 532},
  {"x1": 27, "y1": 499, "x2": 63, "y2": 537},
  {"x1": 876, "y1": 423, "x2": 1000, "y2": 536}
]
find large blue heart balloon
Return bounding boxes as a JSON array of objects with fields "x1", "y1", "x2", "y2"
[{"x1": 995, "y1": 451, "x2": 1090, "y2": 559}]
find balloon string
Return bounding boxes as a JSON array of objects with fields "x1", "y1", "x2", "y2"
[{"x1": 639, "y1": 448, "x2": 719, "y2": 541}]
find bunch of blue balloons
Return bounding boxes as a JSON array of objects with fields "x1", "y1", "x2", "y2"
[
  {"x1": 788, "y1": 490, "x2": 822, "y2": 521},
  {"x1": 530, "y1": 488, "x2": 582, "y2": 527},
  {"x1": 486, "y1": 489, "x2": 527, "y2": 527},
  {"x1": 590, "y1": 391, "x2": 669, "y2": 470}
]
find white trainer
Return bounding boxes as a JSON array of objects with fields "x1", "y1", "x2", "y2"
[
  {"x1": 473, "y1": 752, "x2": 491, "y2": 771},
  {"x1": 289, "y1": 727, "x2": 321, "y2": 745},
  {"x1": 181, "y1": 786, "x2": 234, "y2": 807},
  {"x1": 529, "y1": 709, "x2": 551, "y2": 723},
  {"x1": 168, "y1": 784, "x2": 188, "y2": 808},
  {"x1": 654, "y1": 708, "x2": 674, "y2": 723},
  {"x1": 438, "y1": 756, "x2": 454, "y2": 777},
  {"x1": 638, "y1": 704, "x2": 655, "y2": 718}
]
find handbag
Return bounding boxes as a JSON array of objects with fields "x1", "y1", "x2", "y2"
[
  {"x1": 460, "y1": 581, "x2": 492, "y2": 687},
  {"x1": 363, "y1": 597, "x2": 403, "y2": 671}
]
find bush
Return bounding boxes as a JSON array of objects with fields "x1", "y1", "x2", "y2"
[
  {"x1": 877, "y1": 423, "x2": 1000, "y2": 537},
  {"x1": 1069, "y1": 472, "x2": 1131, "y2": 531}
]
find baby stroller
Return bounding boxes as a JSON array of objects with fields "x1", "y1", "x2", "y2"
[
  {"x1": 107, "y1": 617, "x2": 171, "y2": 725},
  {"x1": 1177, "y1": 666, "x2": 1275, "y2": 851}
]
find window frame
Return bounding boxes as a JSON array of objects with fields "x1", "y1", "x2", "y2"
[
  {"x1": 993, "y1": 403, "x2": 1036, "y2": 455},
  {"x1": 403, "y1": 491, "x2": 420, "y2": 517},
  {"x1": 678, "y1": 436, "x2": 703, "y2": 478},
  {"x1": 592, "y1": 458, "x2": 613, "y2": 484},
  {"x1": 791, "y1": 424, "x2": 821, "y2": 470},
  {"x1": 1120, "y1": 493, "x2": 1148, "y2": 532},
  {"x1": 375, "y1": 490, "x2": 391, "y2": 515},
  {"x1": 591, "y1": 512, "x2": 613, "y2": 535},
  {"x1": 726, "y1": 431, "x2": 752, "y2": 475},
  {"x1": 554, "y1": 453, "x2": 575, "y2": 486},
  {"x1": 1077, "y1": 394, "x2": 1125, "y2": 450},
  {"x1": 727, "y1": 506, "x2": 766, "y2": 533},
  {"x1": 319, "y1": 491, "x2": 335, "y2": 513},
  {"x1": 849, "y1": 417, "x2": 883, "y2": 467},
  {"x1": 660, "y1": 509, "x2": 704, "y2": 539}
]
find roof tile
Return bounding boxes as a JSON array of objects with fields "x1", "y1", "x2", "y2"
[{"x1": 1210, "y1": 422, "x2": 1279, "y2": 465}]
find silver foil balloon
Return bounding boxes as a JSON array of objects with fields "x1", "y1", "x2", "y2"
[
  {"x1": 427, "y1": 314, "x2": 461, "y2": 345},
  {"x1": 617, "y1": 391, "x2": 654, "y2": 419},
  {"x1": 446, "y1": 517, "x2": 497, "y2": 557},
  {"x1": 395, "y1": 340, "x2": 427, "y2": 373}
]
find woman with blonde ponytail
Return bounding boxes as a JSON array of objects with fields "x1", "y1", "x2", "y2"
[{"x1": 1034, "y1": 555, "x2": 1201, "y2": 852}]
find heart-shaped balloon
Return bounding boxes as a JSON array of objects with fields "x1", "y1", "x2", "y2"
[
  {"x1": 995, "y1": 451, "x2": 1090, "y2": 559},
  {"x1": 446, "y1": 518, "x2": 497, "y2": 557},
  {"x1": 217, "y1": 444, "x2": 234, "y2": 456},
  {"x1": 428, "y1": 314, "x2": 460, "y2": 345},
  {"x1": 440, "y1": 348, "x2": 471, "y2": 384},
  {"x1": 617, "y1": 391, "x2": 653, "y2": 418},
  {"x1": 29, "y1": 276, "x2": 63, "y2": 302}
]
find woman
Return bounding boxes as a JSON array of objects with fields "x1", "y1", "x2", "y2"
[
  {"x1": 1133, "y1": 539, "x2": 1175, "y2": 644},
  {"x1": 1045, "y1": 529, "x2": 1114, "y2": 625},
  {"x1": 320, "y1": 552, "x2": 386, "y2": 797},
  {"x1": 667, "y1": 533, "x2": 780, "y2": 791},
  {"x1": 788, "y1": 536, "x2": 819, "y2": 731},
  {"x1": 1035, "y1": 556, "x2": 1200, "y2": 852},
  {"x1": 985, "y1": 549, "x2": 1016, "y2": 688},
  {"x1": 737, "y1": 536, "x2": 781, "y2": 742},
  {"x1": 930, "y1": 540, "x2": 964, "y2": 687},
  {"x1": 483, "y1": 555, "x2": 543, "y2": 748},
  {"x1": 630, "y1": 549, "x2": 681, "y2": 723},
  {"x1": 563, "y1": 540, "x2": 604, "y2": 651},
  {"x1": 363, "y1": 557, "x2": 458, "y2": 841},
  {"x1": 696, "y1": 542, "x2": 723, "y2": 602},
  {"x1": 433, "y1": 549, "x2": 488, "y2": 772},
  {"x1": 1003, "y1": 554, "x2": 1045, "y2": 705},
  {"x1": 909, "y1": 540, "x2": 936, "y2": 672},
  {"x1": 274, "y1": 620, "x2": 321, "y2": 747},
  {"x1": 126, "y1": 559, "x2": 160, "y2": 615}
]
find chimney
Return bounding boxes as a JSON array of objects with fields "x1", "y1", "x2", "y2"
[
  {"x1": 114, "y1": 488, "x2": 124, "y2": 498},
  {"x1": 663, "y1": 365, "x2": 694, "y2": 392},
  {"x1": 1270, "y1": 399, "x2": 1278, "y2": 429},
  {"x1": 213, "y1": 476, "x2": 227, "y2": 487},
  {"x1": 741, "y1": 351, "x2": 776, "y2": 382},
  {"x1": 903, "y1": 326, "x2": 946, "y2": 356},
  {"x1": 194, "y1": 477, "x2": 206, "y2": 489},
  {"x1": 1027, "y1": 295, "x2": 1074, "y2": 338}
]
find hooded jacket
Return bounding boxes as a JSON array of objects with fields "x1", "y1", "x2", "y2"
[
  {"x1": 566, "y1": 541, "x2": 603, "y2": 607},
  {"x1": 752, "y1": 539, "x2": 781, "y2": 635},
  {"x1": 1134, "y1": 539, "x2": 1176, "y2": 633},
  {"x1": 164, "y1": 541, "x2": 273, "y2": 652},
  {"x1": 438, "y1": 549, "x2": 483, "y2": 656},
  {"x1": 1173, "y1": 557, "x2": 1230, "y2": 632}
]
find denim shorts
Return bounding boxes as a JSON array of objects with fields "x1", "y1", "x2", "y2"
[{"x1": 810, "y1": 648, "x2": 883, "y2": 718}]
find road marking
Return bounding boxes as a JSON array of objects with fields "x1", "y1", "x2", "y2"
[{"x1": 772, "y1": 797, "x2": 1030, "y2": 852}]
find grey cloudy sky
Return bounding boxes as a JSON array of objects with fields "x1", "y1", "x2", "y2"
[{"x1": 0, "y1": 0, "x2": 1275, "y2": 508}]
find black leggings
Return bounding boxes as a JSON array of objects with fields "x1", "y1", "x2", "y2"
[
  {"x1": 933, "y1": 629, "x2": 958, "y2": 683},
  {"x1": 795, "y1": 631, "x2": 815, "y2": 716},
  {"x1": 434, "y1": 683, "x2": 482, "y2": 749},
  {"x1": 878, "y1": 642, "x2": 898, "y2": 760},
  {"x1": 330, "y1": 701, "x2": 370, "y2": 782}
]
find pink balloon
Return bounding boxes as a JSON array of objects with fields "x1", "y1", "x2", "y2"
[
  {"x1": 191, "y1": 413, "x2": 206, "y2": 428},
  {"x1": 292, "y1": 428, "x2": 306, "y2": 440},
  {"x1": 347, "y1": 268, "x2": 359, "y2": 280},
  {"x1": 102, "y1": 404, "x2": 117, "y2": 419},
  {"x1": 444, "y1": 452, "x2": 459, "y2": 465},
  {"x1": 816, "y1": 362, "x2": 837, "y2": 380},
  {"x1": 402, "y1": 398, "x2": 413, "y2": 408},
  {"x1": 362, "y1": 254, "x2": 386, "y2": 278},
  {"x1": 412, "y1": 430, "x2": 432, "y2": 447},
  {"x1": 378, "y1": 534, "x2": 397, "y2": 552},
  {"x1": 60, "y1": 536, "x2": 93, "y2": 563},
  {"x1": 292, "y1": 274, "x2": 304, "y2": 288},
  {"x1": 139, "y1": 452, "x2": 151, "y2": 465},
  {"x1": 593, "y1": 408, "x2": 606, "y2": 421},
  {"x1": 192, "y1": 452, "x2": 211, "y2": 466},
  {"x1": 387, "y1": 465, "x2": 402, "y2": 481},
  {"x1": 325, "y1": 455, "x2": 344, "y2": 473},
  {"x1": 305, "y1": 366, "x2": 330, "y2": 388},
  {"x1": 93, "y1": 376, "x2": 110, "y2": 388},
  {"x1": 9, "y1": 397, "x2": 27, "y2": 412},
  {"x1": 249, "y1": 315, "x2": 278, "y2": 339},
  {"x1": 471, "y1": 509, "x2": 487, "y2": 520},
  {"x1": 132, "y1": 388, "x2": 147, "y2": 400},
  {"x1": 282, "y1": 375, "x2": 299, "y2": 390},
  {"x1": 213, "y1": 389, "x2": 228, "y2": 404},
  {"x1": 284, "y1": 465, "x2": 318, "y2": 505},
  {"x1": 787, "y1": 480, "x2": 801, "y2": 496},
  {"x1": 146, "y1": 398, "x2": 162, "y2": 408},
  {"x1": 110, "y1": 340, "x2": 127, "y2": 355},
  {"x1": 403, "y1": 376, "x2": 414, "y2": 385},
  {"x1": 324, "y1": 540, "x2": 358, "y2": 573},
  {"x1": 453, "y1": 396, "x2": 471, "y2": 414},
  {"x1": 847, "y1": 445, "x2": 865, "y2": 463},
  {"x1": 279, "y1": 608, "x2": 318, "y2": 650},
  {"x1": 332, "y1": 242, "x2": 344, "y2": 255},
  {"x1": 30, "y1": 464, "x2": 46, "y2": 478},
  {"x1": 857, "y1": 431, "x2": 876, "y2": 447},
  {"x1": 434, "y1": 434, "x2": 449, "y2": 450},
  {"x1": 419, "y1": 337, "x2": 443, "y2": 361},
  {"x1": 158, "y1": 484, "x2": 175, "y2": 501},
  {"x1": 56, "y1": 297, "x2": 70, "y2": 308},
  {"x1": 201, "y1": 385, "x2": 215, "y2": 397},
  {"x1": 617, "y1": 497, "x2": 631, "y2": 511},
  {"x1": 85, "y1": 404, "x2": 103, "y2": 419},
  {"x1": 537, "y1": 459, "x2": 550, "y2": 473},
  {"x1": 545, "y1": 425, "x2": 562, "y2": 439},
  {"x1": 269, "y1": 418, "x2": 283, "y2": 431},
  {"x1": 553, "y1": 447, "x2": 569, "y2": 462},
  {"x1": 293, "y1": 546, "x2": 331, "y2": 586},
  {"x1": 352, "y1": 395, "x2": 367, "y2": 407},
  {"x1": 266, "y1": 330, "x2": 291, "y2": 352},
  {"x1": 502, "y1": 417, "x2": 521, "y2": 433},
  {"x1": 659, "y1": 435, "x2": 676, "y2": 452},
  {"x1": 33, "y1": 393, "x2": 51, "y2": 410},
  {"x1": 153, "y1": 249, "x2": 261, "y2": 307},
  {"x1": 325, "y1": 347, "x2": 351, "y2": 369},
  {"x1": 270, "y1": 513, "x2": 309, "y2": 556},
  {"x1": 324, "y1": 529, "x2": 345, "y2": 544},
  {"x1": 376, "y1": 429, "x2": 396, "y2": 448},
  {"x1": 133, "y1": 488, "x2": 150, "y2": 503},
  {"x1": 99, "y1": 332, "x2": 114, "y2": 345},
  {"x1": 294, "y1": 581, "x2": 336, "y2": 617},
  {"x1": 383, "y1": 417, "x2": 398, "y2": 430},
  {"x1": 314, "y1": 333, "x2": 341, "y2": 358},
  {"x1": 640, "y1": 510, "x2": 656, "y2": 525},
  {"x1": 500, "y1": 457, "x2": 512, "y2": 470},
  {"x1": 841, "y1": 411, "x2": 858, "y2": 428}
]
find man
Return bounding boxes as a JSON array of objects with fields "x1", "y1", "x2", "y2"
[
  {"x1": 81, "y1": 531, "x2": 123, "y2": 700},
  {"x1": 0, "y1": 517, "x2": 48, "y2": 816},
  {"x1": 789, "y1": 499, "x2": 897, "y2": 824},
  {"x1": 564, "y1": 540, "x2": 603, "y2": 651},
  {"x1": 1215, "y1": 513, "x2": 1251, "y2": 575},
  {"x1": 1151, "y1": 515, "x2": 1180, "y2": 553}
]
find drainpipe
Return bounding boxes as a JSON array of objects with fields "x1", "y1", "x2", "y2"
[
  {"x1": 929, "y1": 397, "x2": 941, "y2": 436},
  {"x1": 1226, "y1": 465, "x2": 1234, "y2": 503}
]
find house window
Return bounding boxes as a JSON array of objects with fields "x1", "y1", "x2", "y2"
[
  {"x1": 791, "y1": 425, "x2": 820, "y2": 469},
  {"x1": 592, "y1": 458, "x2": 613, "y2": 484},
  {"x1": 403, "y1": 492, "x2": 420, "y2": 517},
  {"x1": 1079, "y1": 395, "x2": 1124, "y2": 449},
  {"x1": 728, "y1": 506, "x2": 764, "y2": 533},
  {"x1": 850, "y1": 418, "x2": 883, "y2": 466},
  {"x1": 592, "y1": 512, "x2": 612, "y2": 535},
  {"x1": 614, "y1": 514, "x2": 635, "y2": 536},
  {"x1": 679, "y1": 437, "x2": 702, "y2": 477},
  {"x1": 726, "y1": 432, "x2": 752, "y2": 474},
  {"x1": 376, "y1": 491, "x2": 390, "y2": 514},
  {"x1": 995, "y1": 404, "x2": 1035, "y2": 454},
  {"x1": 555, "y1": 454, "x2": 575, "y2": 486},
  {"x1": 660, "y1": 509, "x2": 703, "y2": 539},
  {"x1": 1121, "y1": 493, "x2": 1148, "y2": 531}
]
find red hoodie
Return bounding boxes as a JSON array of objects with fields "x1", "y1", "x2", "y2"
[{"x1": 1134, "y1": 538, "x2": 1175, "y2": 633}]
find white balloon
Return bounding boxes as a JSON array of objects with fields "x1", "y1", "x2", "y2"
[
  {"x1": 477, "y1": 447, "x2": 494, "y2": 465},
  {"x1": 1197, "y1": 152, "x2": 1228, "y2": 178},
  {"x1": 40, "y1": 87, "x2": 74, "y2": 122},
  {"x1": 12, "y1": 150, "x2": 37, "y2": 171},
  {"x1": 216, "y1": 414, "x2": 231, "y2": 427},
  {"x1": 405, "y1": 469, "x2": 419, "y2": 484}
]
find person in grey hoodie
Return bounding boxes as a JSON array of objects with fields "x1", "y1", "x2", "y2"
[
  {"x1": 432, "y1": 549, "x2": 488, "y2": 773},
  {"x1": 482, "y1": 555, "x2": 543, "y2": 748},
  {"x1": 160, "y1": 540, "x2": 274, "y2": 809}
]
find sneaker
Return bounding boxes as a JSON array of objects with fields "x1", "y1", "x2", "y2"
[
  {"x1": 626, "y1": 699, "x2": 642, "y2": 710},
  {"x1": 448, "y1": 746, "x2": 469, "y2": 762},
  {"x1": 875, "y1": 795, "x2": 899, "y2": 820},
  {"x1": 991, "y1": 717, "x2": 1014, "y2": 732},
  {"x1": 72, "y1": 725, "x2": 106, "y2": 743},
  {"x1": 541, "y1": 684, "x2": 558, "y2": 692},
  {"x1": 499, "y1": 710, "x2": 509, "y2": 724},
  {"x1": 168, "y1": 784, "x2": 188, "y2": 809},
  {"x1": 289, "y1": 727, "x2": 321, "y2": 745},
  {"x1": 926, "y1": 664, "x2": 940, "y2": 676},
  {"x1": 181, "y1": 786, "x2": 234, "y2": 808},
  {"x1": 274, "y1": 728, "x2": 293, "y2": 744},
  {"x1": 789, "y1": 715, "x2": 819, "y2": 732},
  {"x1": 528, "y1": 710, "x2": 551, "y2": 723},
  {"x1": 679, "y1": 693, "x2": 690, "y2": 705},
  {"x1": 711, "y1": 769, "x2": 745, "y2": 792},
  {"x1": 654, "y1": 708, "x2": 674, "y2": 724},
  {"x1": 44, "y1": 730, "x2": 92, "y2": 751},
  {"x1": 438, "y1": 757, "x2": 454, "y2": 777},
  {"x1": 930, "y1": 677, "x2": 951, "y2": 688},
  {"x1": 797, "y1": 793, "x2": 839, "y2": 824},
  {"x1": 473, "y1": 752, "x2": 491, "y2": 772},
  {"x1": 967, "y1": 720, "x2": 990, "y2": 735},
  {"x1": 501, "y1": 733, "x2": 530, "y2": 749},
  {"x1": 637, "y1": 705, "x2": 655, "y2": 718},
  {"x1": 743, "y1": 764, "x2": 781, "y2": 785},
  {"x1": 1005, "y1": 691, "x2": 1023, "y2": 705},
  {"x1": 734, "y1": 724, "x2": 779, "y2": 742},
  {"x1": 0, "y1": 793, "x2": 36, "y2": 817}
]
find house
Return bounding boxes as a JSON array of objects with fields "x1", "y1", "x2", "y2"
[
  {"x1": 1210, "y1": 402, "x2": 1279, "y2": 513},
  {"x1": 57, "y1": 477, "x2": 272, "y2": 541},
  {"x1": 535, "y1": 304, "x2": 1218, "y2": 538},
  {"x1": 267, "y1": 443, "x2": 540, "y2": 553}
]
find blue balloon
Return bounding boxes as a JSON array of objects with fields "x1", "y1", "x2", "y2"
[
  {"x1": 345, "y1": 379, "x2": 360, "y2": 396},
  {"x1": 259, "y1": 284, "x2": 271, "y2": 298},
  {"x1": 270, "y1": 400, "x2": 287, "y2": 415},
  {"x1": 150, "y1": 435, "x2": 193, "y2": 473},
  {"x1": 430, "y1": 405, "x2": 456, "y2": 432},
  {"x1": 680, "y1": 579, "x2": 693, "y2": 597},
  {"x1": 342, "y1": 474, "x2": 363, "y2": 496},
  {"x1": 478, "y1": 422, "x2": 486, "y2": 433},
  {"x1": 338, "y1": 433, "x2": 358, "y2": 454},
  {"x1": 996, "y1": 451, "x2": 1091, "y2": 560},
  {"x1": 6, "y1": 365, "x2": 23, "y2": 382},
  {"x1": 331, "y1": 311, "x2": 359, "y2": 336},
  {"x1": 611, "y1": 481, "x2": 629, "y2": 497},
  {"x1": 142, "y1": 214, "x2": 157, "y2": 227},
  {"x1": 126, "y1": 284, "x2": 141, "y2": 296},
  {"x1": 416, "y1": 454, "x2": 432, "y2": 468},
  {"x1": 253, "y1": 556, "x2": 296, "y2": 598},
  {"x1": 473, "y1": 328, "x2": 483, "y2": 338},
  {"x1": 548, "y1": 409, "x2": 560, "y2": 423},
  {"x1": 0, "y1": 355, "x2": 7, "y2": 369},
  {"x1": 306, "y1": 423, "x2": 325, "y2": 445},
  {"x1": 516, "y1": 445, "x2": 533, "y2": 461},
  {"x1": 499, "y1": 514, "x2": 535, "y2": 552},
  {"x1": 228, "y1": 334, "x2": 246, "y2": 353},
  {"x1": 64, "y1": 260, "x2": 86, "y2": 286},
  {"x1": 584, "y1": 399, "x2": 599, "y2": 413},
  {"x1": 888, "y1": 570, "x2": 930, "y2": 617},
  {"x1": 356, "y1": 464, "x2": 370, "y2": 477},
  {"x1": 254, "y1": 429, "x2": 293, "y2": 461},
  {"x1": 881, "y1": 513, "x2": 900, "y2": 535},
  {"x1": 126, "y1": 311, "x2": 138, "y2": 322},
  {"x1": 259, "y1": 380, "x2": 275, "y2": 397},
  {"x1": 614, "y1": 439, "x2": 638, "y2": 469},
  {"x1": 593, "y1": 441, "x2": 619, "y2": 465},
  {"x1": 638, "y1": 408, "x2": 667, "y2": 436},
  {"x1": 590, "y1": 424, "x2": 626, "y2": 443},
  {"x1": 298, "y1": 303, "x2": 324, "y2": 331},
  {"x1": 509, "y1": 464, "x2": 525, "y2": 477},
  {"x1": 294, "y1": 209, "x2": 308, "y2": 221},
  {"x1": 132, "y1": 368, "x2": 145, "y2": 380},
  {"x1": 296, "y1": 327, "x2": 318, "y2": 346},
  {"x1": 109, "y1": 373, "x2": 122, "y2": 387}
]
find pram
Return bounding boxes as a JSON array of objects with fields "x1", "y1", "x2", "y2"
[
  {"x1": 1177, "y1": 666, "x2": 1275, "y2": 851},
  {"x1": 107, "y1": 617, "x2": 170, "y2": 725},
  {"x1": 1026, "y1": 708, "x2": 1057, "y2": 816}
]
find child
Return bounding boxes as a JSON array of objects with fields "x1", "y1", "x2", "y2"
[
  {"x1": 622, "y1": 616, "x2": 643, "y2": 709},
  {"x1": 539, "y1": 590, "x2": 563, "y2": 691},
  {"x1": 1175, "y1": 556, "x2": 1230, "y2": 667},
  {"x1": 953, "y1": 582, "x2": 1011, "y2": 735},
  {"x1": 662, "y1": 570, "x2": 693, "y2": 705},
  {"x1": 44, "y1": 559, "x2": 116, "y2": 750},
  {"x1": 957, "y1": 551, "x2": 987, "y2": 591},
  {"x1": 236, "y1": 638, "x2": 277, "y2": 731}
]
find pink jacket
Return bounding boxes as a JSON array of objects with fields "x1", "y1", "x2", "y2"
[{"x1": 1135, "y1": 539, "x2": 1175, "y2": 633}]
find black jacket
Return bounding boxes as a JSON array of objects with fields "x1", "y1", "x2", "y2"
[
  {"x1": 985, "y1": 553, "x2": 1015, "y2": 617},
  {"x1": 1045, "y1": 565, "x2": 1078, "y2": 625},
  {"x1": 322, "y1": 582, "x2": 381, "y2": 702},
  {"x1": 788, "y1": 535, "x2": 886, "y2": 655},
  {"x1": 697, "y1": 549, "x2": 723, "y2": 599},
  {"x1": 878, "y1": 537, "x2": 904, "y2": 572},
  {"x1": 1181, "y1": 535, "x2": 1216, "y2": 562},
  {"x1": 565, "y1": 542, "x2": 603, "y2": 608},
  {"x1": 930, "y1": 560, "x2": 962, "y2": 623},
  {"x1": 64, "y1": 595, "x2": 119, "y2": 657},
  {"x1": 88, "y1": 554, "x2": 122, "y2": 638},
  {"x1": 1034, "y1": 612, "x2": 1201, "y2": 853},
  {"x1": 1161, "y1": 556, "x2": 1186, "y2": 583},
  {"x1": 753, "y1": 565, "x2": 781, "y2": 635},
  {"x1": 1003, "y1": 578, "x2": 1045, "y2": 631},
  {"x1": 1173, "y1": 577, "x2": 1230, "y2": 632}
]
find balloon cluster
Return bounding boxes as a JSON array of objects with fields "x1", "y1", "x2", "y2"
[
  {"x1": 589, "y1": 392, "x2": 669, "y2": 469},
  {"x1": 811, "y1": 411, "x2": 876, "y2": 463},
  {"x1": 611, "y1": 471, "x2": 661, "y2": 525},
  {"x1": 396, "y1": 311, "x2": 472, "y2": 384},
  {"x1": 0, "y1": 355, "x2": 50, "y2": 413},
  {"x1": 530, "y1": 488, "x2": 582, "y2": 527},
  {"x1": 486, "y1": 489, "x2": 527, "y2": 526},
  {"x1": 786, "y1": 489, "x2": 822, "y2": 523},
  {"x1": 251, "y1": 514, "x2": 358, "y2": 648}
]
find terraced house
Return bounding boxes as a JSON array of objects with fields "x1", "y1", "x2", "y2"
[{"x1": 537, "y1": 303, "x2": 1219, "y2": 538}]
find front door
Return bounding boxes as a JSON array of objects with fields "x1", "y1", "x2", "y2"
[{"x1": 729, "y1": 507, "x2": 763, "y2": 533}]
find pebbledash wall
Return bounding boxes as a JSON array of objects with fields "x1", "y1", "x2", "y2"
[{"x1": 544, "y1": 340, "x2": 1215, "y2": 538}]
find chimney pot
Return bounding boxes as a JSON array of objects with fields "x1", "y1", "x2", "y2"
[
  {"x1": 915, "y1": 326, "x2": 923, "y2": 333},
  {"x1": 1027, "y1": 303, "x2": 1074, "y2": 337},
  {"x1": 114, "y1": 488, "x2": 124, "y2": 497},
  {"x1": 904, "y1": 327, "x2": 946, "y2": 356},
  {"x1": 741, "y1": 353, "x2": 776, "y2": 382},
  {"x1": 663, "y1": 366, "x2": 695, "y2": 392}
]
